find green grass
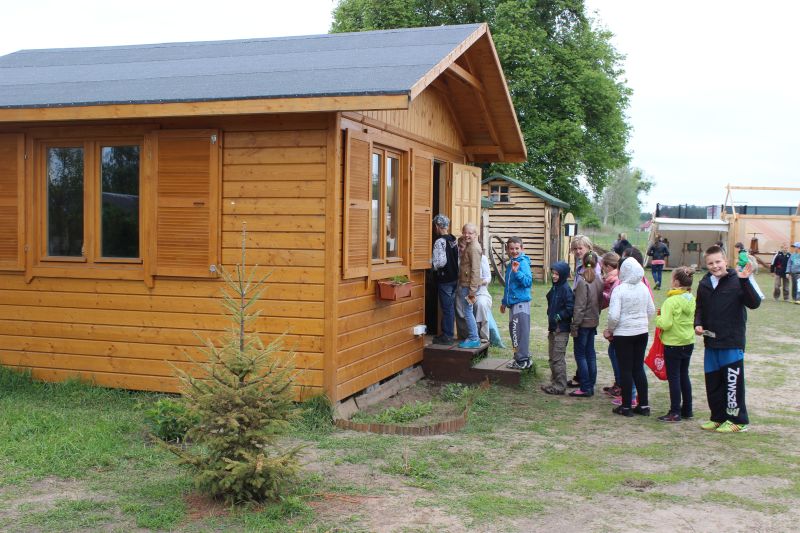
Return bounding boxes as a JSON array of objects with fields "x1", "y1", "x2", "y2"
[{"x1": 0, "y1": 266, "x2": 798, "y2": 531}]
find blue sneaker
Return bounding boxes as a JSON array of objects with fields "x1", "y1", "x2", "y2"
[{"x1": 458, "y1": 339, "x2": 481, "y2": 349}]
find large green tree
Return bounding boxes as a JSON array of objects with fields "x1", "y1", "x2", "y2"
[
  {"x1": 331, "y1": 0, "x2": 631, "y2": 216},
  {"x1": 593, "y1": 166, "x2": 653, "y2": 227}
]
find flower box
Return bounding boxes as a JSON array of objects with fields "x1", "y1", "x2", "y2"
[{"x1": 376, "y1": 277, "x2": 412, "y2": 300}]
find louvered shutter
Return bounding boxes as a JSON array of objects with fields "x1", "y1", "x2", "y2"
[
  {"x1": 342, "y1": 128, "x2": 371, "y2": 279},
  {"x1": 410, "y1": 150, "x2": 433, "y2": 270},
  {"x1": 0, "y1": 134, "x2": 24, "y2": 270},
  {"x1": 152, "y1": 130, "x2": 220, "y2": 278}
]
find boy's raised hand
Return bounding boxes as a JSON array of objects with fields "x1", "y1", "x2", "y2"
[
  {"x1": 737, "y1": 262, "x2": 753, "y2": 278},
  {"x1": 511, "y1": 260, "x2": 519, "y2": 273}
]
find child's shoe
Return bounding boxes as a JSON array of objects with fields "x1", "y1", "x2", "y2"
[
  {"x1": 612, "y1": 405, "x2": 633, "y2": 417},
  {"x1": 506, "y1": 359, "x2": 531, "y2": 370},
  {"x1": 631, "y1": 405, "x2": 650, "y2": 416},
  {"x1": 541, "y1": 385, "x2": 565, "y2": 395},
  {"x1": 568, "y1": 389, "x2": 592, "y2": 398},
  {"x1": 611, "y1": 397, "x2": 637, "y2": 408},
  {"x1": 432, "y1": 335, "x2": 455, "y2": 345},
  {"x1": 458, "y1": 339, "x2": 481, "y2": 349},
  {"x1": 700, "y1": 420, "x2": 721, "y2": 431},
  {"x1": 657, "y1": 412, "x2": 682, "y2": 423},
  {"x1": 715, "y1": 420, "x2": 748, "y2": 433}
]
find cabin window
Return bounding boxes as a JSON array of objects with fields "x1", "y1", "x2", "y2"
[
  {"x1": 490, "y1": 184, "x2": 510, "y2": 203},
  {"x1": 40, "y1": 139, "x2": 142, "y2": 267},
  {"x1": 370, "y1": 147, "x2": 403, "y2": 264}
]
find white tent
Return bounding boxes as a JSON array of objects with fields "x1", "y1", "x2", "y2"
[{"x1": 650, "y1": 217, "x2": 729, "y2": 268}]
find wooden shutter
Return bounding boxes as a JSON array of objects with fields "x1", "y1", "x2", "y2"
[
  {"x1": 450, "y1": 163, "x2": 482, "y2": 234},
  {"x1": 0, "y1": 134, "x2": 24, "y2": 270},
  {"x1": 342, "y1": 128, "x2": 371, "y2": 279},
  {"x1": 151, "y1": 130, "x2": 220, "y2": 278},
  {"x1": 410, "y1": 150, "x2": 433, "y2": 270}
]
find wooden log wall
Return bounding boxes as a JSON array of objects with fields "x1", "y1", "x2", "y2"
[
  {"x1": 0, "y1": 114, "x2": 329, "y2": 398},
  {"x1": 482, "y1": 180, "x2": 549, "y2": 281}
]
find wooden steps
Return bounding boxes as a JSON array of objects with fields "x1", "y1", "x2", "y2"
[{"x1": 421, "y1": 339, "x2": 522, "y2": 386}]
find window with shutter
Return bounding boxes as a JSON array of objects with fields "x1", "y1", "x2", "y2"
[
  {"x1": 151, "y1": 130, "x2": 220, "y2": 279},
  {"x1": 342, "y1": 128, "x2": 371, "y2": 279},
  {"x1": 0, "y1": 134, "x2": 24, "y2": 270},
  {"x1": 410, "y1": 151, "x2": 433, "y2": 270}
]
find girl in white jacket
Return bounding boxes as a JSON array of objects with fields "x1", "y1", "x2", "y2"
[{"x1": 604, "y1": 258, "x2": 656, "y2": 417}]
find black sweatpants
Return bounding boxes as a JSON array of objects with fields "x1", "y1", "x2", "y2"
[
  {"x1": 614, "y1": 333, "x2": 649, "y2": 409},
  {"x1": 705, "y1": 358, "x2": 748, "y2": 425}
]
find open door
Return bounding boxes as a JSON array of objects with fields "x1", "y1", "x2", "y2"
[{"x1": 449, "y1": 163, "x2": 482, "y2": 233}]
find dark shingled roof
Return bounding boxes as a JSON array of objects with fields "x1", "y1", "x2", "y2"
[{"x1": 0, "y1": 24, "x2": 482, "y2": 109}]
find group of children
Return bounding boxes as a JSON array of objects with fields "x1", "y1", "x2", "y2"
[
  {"x1": 434, "y1": 227, "x2": 761, "y2": 433},
  {"x1": 431, "y1": 215, "x2": 504, "y2": 350}
]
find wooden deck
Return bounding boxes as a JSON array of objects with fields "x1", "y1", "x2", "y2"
[{"x1": 421, "y1": 339, "x2": 522, "y2": 386}]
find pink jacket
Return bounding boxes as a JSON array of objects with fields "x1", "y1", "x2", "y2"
[{"x1": 601, "y1": 269, "x2": 619, "y2": 310}]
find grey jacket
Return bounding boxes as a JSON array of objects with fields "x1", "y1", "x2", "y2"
[{"x1": 571, "y1": 272, "x2": 604, "y2": 333}]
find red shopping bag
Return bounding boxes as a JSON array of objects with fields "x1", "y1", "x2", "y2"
[{"x1": 645, "y1": 327, "x2": 667, "y2": 381}]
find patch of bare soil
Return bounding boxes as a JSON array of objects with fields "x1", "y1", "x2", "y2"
[
  {"x1": 0, "y1": 478, "x2": 106, "y2": 521},
  {"x1": 183, "y1": 492, "x2": 230, "y2": 521}
]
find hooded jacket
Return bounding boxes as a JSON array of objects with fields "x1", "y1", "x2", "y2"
[
  {"x1": 606, "y1": 259, "x2": 655, "y2": 337},
  {"x1": 694, "y1": 268, "x2": 761, "y2": 349},
  {"x1": 501, "y1": 252, "x2": 532, "y2": 306},
  {"x1": 655, "y1": 288, "x2": 696, "y2": 346},
  {"x1": 546, "y1": 261, "x2": 573, "y2": 332},
  {"x1": 571, "y1": 268, "x2": 604, "y2": 333},
  {"x1": 770, "y1": 250, "x2": 789, "y2": 277}
]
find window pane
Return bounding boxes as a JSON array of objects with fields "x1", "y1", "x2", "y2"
[
  {"x1": 101, "y1": 146, "x2": 140, "y2": 258},
  {"x1": 371, "y1": 152, "x2": 382, "y2": 260},
  {"x1": 47, "y1": 147, "x2": 84, "y2": 256},
  {"x1": 385, "y1": 155, "x2": 399, "y2": 258}
]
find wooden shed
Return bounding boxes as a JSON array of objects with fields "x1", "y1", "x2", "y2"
[
  {"x1": 0, "y1": 24, "x2": 525, "y2": 402},
  {"x1": 481, "y1": 174, "x2": 569, "y2": 281}
]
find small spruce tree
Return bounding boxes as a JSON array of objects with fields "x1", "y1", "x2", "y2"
[{"x1": 171, "y1": 226, "x2": 302, "y2": 504}]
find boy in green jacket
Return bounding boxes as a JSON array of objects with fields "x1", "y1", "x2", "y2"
[{"x1": 655, "y1": 267, "x2": 696, "y2": 422}]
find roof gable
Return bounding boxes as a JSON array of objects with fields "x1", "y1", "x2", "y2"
[{"x1": 482, "y1": 174, "x2": 569, "y2": 208}]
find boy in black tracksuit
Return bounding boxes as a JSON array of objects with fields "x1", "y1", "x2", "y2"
[
  {"x1": 694, "y1": 245, "x2": 761, "y2": 433},
  {"x1": 770, "y1": 244, "x2": 790, "y2": 301}
]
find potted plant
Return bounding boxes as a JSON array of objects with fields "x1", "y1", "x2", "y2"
[{"x1": 376, "y1": 275, "x2": 412, "y2": 300}]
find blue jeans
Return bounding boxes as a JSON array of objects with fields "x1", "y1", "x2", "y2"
[
  {"x1": 574, "y1": 327, "x2": 597, "y2": 394},
  {"x1": 651, "y1": 264, "x2": 664, "y2": 287},
  {"x1": 437, "y1": 280, "x2": 457, "y2": 338},
  {"x1": 607, "y1": 343, "x2": 620, "y2": 384},
  {"x1": 664, "y1": 344, "x2": 693, "y2": 417},
  {"x1": 459, "y1": 286, "x2": 479, "y2": 342}
]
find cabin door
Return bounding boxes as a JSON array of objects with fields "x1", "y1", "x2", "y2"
[{"x1": 449, "y1": 163, "x2": 482, "y2": 233}]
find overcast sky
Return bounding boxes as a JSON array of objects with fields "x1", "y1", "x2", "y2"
[{"x1": 2, "y1": 1, "x2": 797, "y2": 211}]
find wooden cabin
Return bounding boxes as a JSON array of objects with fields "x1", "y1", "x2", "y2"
[
  {"x1": 0, "y1": 24, "x2": 525, "y2": 403},
  {"x1": 481, "y1": 174, "x2": 569, "y2": 281}
]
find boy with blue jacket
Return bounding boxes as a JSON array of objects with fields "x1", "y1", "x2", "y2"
[
  {"x1": 542, "y1": 261, "x2": 574, "y2": 394},
  {"x1": 501, "y1": 237, "x2": 533, "y2": 369}
]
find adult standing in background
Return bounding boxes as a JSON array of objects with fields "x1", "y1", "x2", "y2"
[
  {"x1": 789, "y1": 242, "x2": 800, "y2": 303},
  {"x1": 770, "y1": 243, "x2": 790, "y2": 301},
  {"x1": 647, "y1": 236, "x2": 670, "y2": 290},
  {"x1": 613, "y1": 233, "x2": 632, "y2": 256}
]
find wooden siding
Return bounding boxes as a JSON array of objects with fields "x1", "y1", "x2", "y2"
[
  {"x1": 482, "y1": 180, "x2": 549, "y2": 281},
  {"x1": 0, "y1": 115, "x2": 330, "y2": 398},
  {"x1": 336, "y1": 273, "x2": 425, "y2": 400},
  {"x1": 361, "y1": 88, "x2": 463, "y2": 152}
]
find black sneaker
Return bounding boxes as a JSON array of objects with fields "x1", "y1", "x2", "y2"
[
  {"x1": 632, "y1": 406, "x2": 651, "y2": 416},
  {"x1": 432, "y1": 335, "x2": 455, "y2": 345},
  {"x1": 612, "y1": 405, "x2": 633, "y2": 417},
  {"x1": 658, "y1": 412, "x2": 681, "y2": 422}
]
